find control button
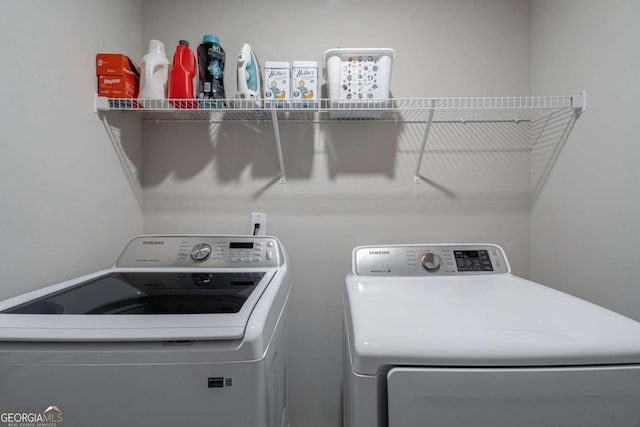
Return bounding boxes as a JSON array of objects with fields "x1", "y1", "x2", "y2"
[
  {"x1": 191, "y1": 243, "x2": 212, "y2": 262},
  {"x1": 267, "y1": 241, "x2": 274, "y2": 247},
  {"x1": 266, "y1": 251, "x2": 273, "y2": 261},
  {"x1": 253, "y1": 257, "x2": 261, "y2": 262},
  {"x1": 243, "y1": 258, "x2": 251, "y2": 263},
  {"x1": 421, "y1": 252, "x2": 442, "y2": 272},
  {"x1": 231, "y1": 258, "x2": 239, "y2": 263}
]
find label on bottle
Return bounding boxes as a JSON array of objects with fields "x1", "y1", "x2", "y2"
[{"x1": 198, "y1": 42, "x2": 225, "y2": 99}]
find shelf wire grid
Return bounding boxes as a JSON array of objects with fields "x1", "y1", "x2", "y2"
[{"x1": 100, "y1": 96, "x2": 578, "y2": 124}]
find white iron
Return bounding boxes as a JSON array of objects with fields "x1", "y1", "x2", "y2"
[{"x1": 236, "y1": 43, "x2": 262, "y2": 103}]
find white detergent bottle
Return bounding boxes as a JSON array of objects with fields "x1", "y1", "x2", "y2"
[{"x1": 139, "y1": 39, "x2": 169, "y2": 99}]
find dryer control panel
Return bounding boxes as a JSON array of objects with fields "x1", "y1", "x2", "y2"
[
  {"x1": 116, "y1": 235, "x2": 283, "y2": 268},
  {"x1": 354, "y1": 244, "x2": 509, "y2": 276}
]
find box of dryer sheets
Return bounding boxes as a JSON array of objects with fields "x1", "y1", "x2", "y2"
[
  {"x1": 98, "y1": 75, "x2": 139, "y2": 98},
  {"x1": 291, "y1": 61, "x2": 318, "y2": 107},
  {"x1": 96, "y1": 53, "x2": 139, "y2": 77},
  {"x1": 96, "y1": 53, "x2": 140, "y2": 98},
  {"x1": 263, "y1": 61, "x2": 290, "y2": 107}
]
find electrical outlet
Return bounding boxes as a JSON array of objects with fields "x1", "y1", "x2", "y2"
[{"x1": 250, "y1": 212, "x2": 266, "y2": 236}]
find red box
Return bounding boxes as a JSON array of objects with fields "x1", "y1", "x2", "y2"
[
  {"x1": 96, "y1": 53, "x2": 139, "y2": 77},
  {"x1": 98, "y1": 74, "x2": 139, "y2": 98},
  {"x1": 96, "y1": 53, "x2": 140, "y2": 98}
]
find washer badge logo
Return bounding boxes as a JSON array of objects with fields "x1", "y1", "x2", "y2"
[
  {"x1": 142, "y1": 240, "x2": 164, "y2": 245},
  {"x1": 0, "y1": 405, "x2": 64, "y2": 426},
  {"x1": 368, "y1": 250, "x2": 390, "y2": 255}
]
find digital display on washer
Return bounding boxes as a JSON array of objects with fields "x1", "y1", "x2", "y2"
[
  {"x1": 230, "y1": 242, "x2": 254, "y2": 249},
  {"x1": 454, "y1": 250, "x2": 493, "y2": 272},
  {"x1": 2, "y1": 272, "x2": 265, "y2": 315}
]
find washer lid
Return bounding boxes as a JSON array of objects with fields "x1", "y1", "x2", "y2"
[
  {"x1": 0, "y1": 268, "x2": 277, "y2": 341},
  {"x1": 344, "y1": 274, "x2": 640, "y2": 375}
]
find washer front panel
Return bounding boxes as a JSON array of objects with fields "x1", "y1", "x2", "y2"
[{"x1": 354, "y1": 244, "x2": 509, "y2": 276}]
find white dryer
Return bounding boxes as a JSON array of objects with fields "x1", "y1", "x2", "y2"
[
  {"x1": 344, "y1": 243, "x2": 640, "y2": 427},
  {"x1": 0, "y1": 235, "x2": 290, "y2": 427}
]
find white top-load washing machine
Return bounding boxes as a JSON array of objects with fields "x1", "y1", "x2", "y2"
[
  {"x1": 344, "y1": 243, "x2": 640, "y2": 427},
  {"x1": 0, "y1": 235, "x2": 290, "y2": 427}
]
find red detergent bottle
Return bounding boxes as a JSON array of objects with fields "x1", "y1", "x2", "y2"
[{"x1": 168, "y1": 40, "x2": 197, "y2": 108}]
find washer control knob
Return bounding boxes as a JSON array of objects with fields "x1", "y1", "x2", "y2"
[
  {"x1": 421, "y1": 252, "x2": 442, "y2": 272},
  {"x1": 191, "y1": 243, "x2": 212, "y2": 262}
]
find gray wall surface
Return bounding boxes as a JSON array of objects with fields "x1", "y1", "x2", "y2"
[
  {"x1": 141, "y1": 0, "x2": 531, "y2": 425},
  {"x1": 0, "y1": 0, "x2": 144, "y2": 298},
  {"x1": 530, "y1": 0, "x2": 640, "y2": 321}
]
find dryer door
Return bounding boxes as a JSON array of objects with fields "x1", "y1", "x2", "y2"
[{"x1": 387, "y1": 366, "x2": 640, "y2": 427}]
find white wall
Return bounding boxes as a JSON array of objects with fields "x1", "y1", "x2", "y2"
[
  {"x1": 530, "y1": 0, "x2": 640, "y2": 320},
  {"x1": 141, "y1": 1, "x2": 531, "y2": 425},
  {"x1": 0, "y1": 0, "x2": 144, "y2": 299}
]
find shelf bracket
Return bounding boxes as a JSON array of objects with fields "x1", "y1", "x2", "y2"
[
  {"x1": 414, "y1": 101, "x2": 436, "y2": 183},
  {"x1": 271, "y1": 110, "x2": 287, "y2": 184},
  {"x1": 94, "y1": 94, "x2": 110, "y2": 113},
  {"x1": 573, "y1": 91, "x2": 586, "y2": 117}
]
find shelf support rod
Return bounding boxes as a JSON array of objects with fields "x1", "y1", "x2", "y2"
[
  {"x1": 414, "y1": 101, "x2": 436, "y2": 183},
  {"x1": 271, "y1": 110, "x2": 286, "y2": 183}
]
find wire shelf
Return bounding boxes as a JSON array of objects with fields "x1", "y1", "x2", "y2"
[
  {"x1": 96, "y1": 95, "x2": 582, "y2": 124},
  {"x1": 95, "y1": 93, "x2": 584, "y2": 185}
]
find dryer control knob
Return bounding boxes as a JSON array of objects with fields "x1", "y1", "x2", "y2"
[
  {"x1": 421, "y1": 252, "x2": 442, "y2": 272},
  {"x1": 191, "y1": 243, "x2": 212, "y2": 262}
]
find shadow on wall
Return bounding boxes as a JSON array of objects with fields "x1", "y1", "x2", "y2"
[
  {"x1": 143, "y1": 121, "x2": 315, "y2": 187},
  {"x1": 324, "y1": 122, "x2": 400, "y2": 179},
  {"x1": 530, "y1": 108, "x2": 578, "y2": 205},
  {"x1": 142, "y1": 120, "x2": 402, "y2": 185},
  {"x1": 143, "y1": 122, "x2": 214, "y2": 187},
  {"x1": 99, "y1": 111, "x2": 143, "y2": 207},
  {"x1": 135, "y1": 106, "x2": 577, "y2": 207},
  {"x1": 215, "y1": 121, "x2": 315, "y2": 181}
]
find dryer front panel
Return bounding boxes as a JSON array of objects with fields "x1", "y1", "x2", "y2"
[{"x1": 387, "y1": 366, "x2": 640, "y2": 427}]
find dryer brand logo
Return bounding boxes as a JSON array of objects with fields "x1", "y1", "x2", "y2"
[
  {"x1": 0, "y1": 405, "x2": 64, "y2": 426},
  {"x1": 368, "y1": 250, "x2": 390, "y2": 255},
  {"x1": 142, "y1": 241, "x2": 164, "y2": 245}
]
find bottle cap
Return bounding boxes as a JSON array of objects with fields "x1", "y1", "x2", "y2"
[
  {"x1": 179, "y1": 40, "x2": 189, "y2": 46},
  {"x1": 148, "y1": 39, "x2": 166, "y2": 54},
  {"x1": 202, "y1": 34, "x2": 220, "y2": 45}
]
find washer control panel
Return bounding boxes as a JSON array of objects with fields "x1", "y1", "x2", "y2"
[
  {"x1": 117, "y1": 236, "x2": 282, "y2": 268},
  {"x1": 354, "y1": 244, "x2": 509, "y2": 276}
]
